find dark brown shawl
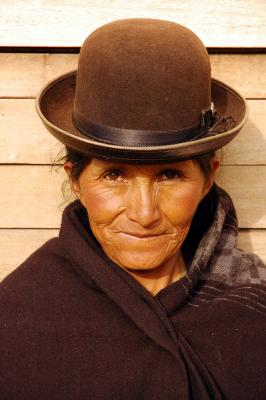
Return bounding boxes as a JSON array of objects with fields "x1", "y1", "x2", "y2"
[{"x1": 0, "y1": 184, "x2": 266, "y2": 399}]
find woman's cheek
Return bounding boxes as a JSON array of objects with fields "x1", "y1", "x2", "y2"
[
  {"x1": 81, "y1": 185, "x2": 125, "y2": 225},
  {"x1": 161, "y1": 184, "x2": 204, "y2": 225}
]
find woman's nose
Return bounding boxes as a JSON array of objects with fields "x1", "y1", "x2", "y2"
[{"x1": 126, "y1": 181, "x2": 160, "y2": 227}]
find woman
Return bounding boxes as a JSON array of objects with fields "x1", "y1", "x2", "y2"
[{"x1": 0, "y1": 18, "x2": 266, "y2": 399}]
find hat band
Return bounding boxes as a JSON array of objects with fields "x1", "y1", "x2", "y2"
[{"x1": 72, "y1": 109, "x2": 214, "y2": 147}]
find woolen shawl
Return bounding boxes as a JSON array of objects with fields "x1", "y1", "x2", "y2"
[{"x1": 0, "y1": 184, "x2": 266, "y2": 399}]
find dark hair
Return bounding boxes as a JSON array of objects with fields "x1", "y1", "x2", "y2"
[
  {"x1": 55, "y1": 146, "x2": 215, "y2": 200},
  {"x1": 192, "y1": 151, "x2": 216, "y2": 177}
]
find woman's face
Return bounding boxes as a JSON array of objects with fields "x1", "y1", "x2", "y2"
[{"x1": 68, "y1": 158, "x2": 217, "y2": 272}]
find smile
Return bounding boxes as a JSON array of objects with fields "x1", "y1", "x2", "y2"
[{"x1": 121, "y1": 232, "x2": 164, "y2": 239}]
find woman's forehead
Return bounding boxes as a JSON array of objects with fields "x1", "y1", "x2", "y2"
[
  {"x1": 89, "y1": 157, "x2": 195, "y2": 171},
  {"x1": 78, "y1": 158, "x2": 203, "y2": 179},
  {"x1": 90, "y1": 158, "x2": 193, "y2": 168}
]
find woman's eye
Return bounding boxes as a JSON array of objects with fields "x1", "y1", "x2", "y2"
[
  {"x1": 103, "y1": 170, "x2": 124, "y2": 181},
  {"x1": 160, "y1": 169, "x2": 182, "y2": 180}
]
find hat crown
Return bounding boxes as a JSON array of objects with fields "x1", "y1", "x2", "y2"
[{"x1": 74, "y1": 18, "x2": 211, "y2": 132}]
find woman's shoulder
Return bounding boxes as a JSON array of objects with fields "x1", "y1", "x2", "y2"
[
  {"x1": 203, "y1": 240, "x2": 266, "y2": 288},
  {"x1": 228, "y1": 246, "x2": 266, "y2": 286}
]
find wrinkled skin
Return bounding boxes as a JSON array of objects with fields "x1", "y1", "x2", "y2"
[{"x1": 65, "y1": 158, "x2": 218, "y2": 295}]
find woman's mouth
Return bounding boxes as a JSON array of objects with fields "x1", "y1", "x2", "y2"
[{"x1": 121, "y1": 232, "x2": 164, "y2": 239}]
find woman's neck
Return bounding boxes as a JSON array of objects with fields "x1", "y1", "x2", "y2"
[{"x1": 124, "y1": 252, "x2": 187, "y2": 296}]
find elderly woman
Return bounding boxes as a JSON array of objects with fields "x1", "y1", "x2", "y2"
[{"x1": 0, "y1": 18, "x2": 266, "y2": 400}]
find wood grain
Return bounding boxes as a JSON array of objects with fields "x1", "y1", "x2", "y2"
[
  {"x1": 0, "y1": 228, "x2": 265, "y2": 282},
  {"x1": 0, "y1": 99, "x2": 61, "y2": 164},
  {"x1": 0, "y1": 53, "x2": 78, "y2": 98},
  {"x1": 1, "y1": 0, "x2": 266, "y2": 47},
  {"x1": 0, "y1": 54, "x2": 266, "y2": 98},
  {"x1": 216, "y1": 166, "x2": 266, "y2": 228},
  {"x1": 210, "y1": 54, "x2": 266, "y2": 99},
  {"x1": 0, "y1": 165, "x2": 266, "y2": 229},
  {"x1": 0, "y1": 166, "x2": 66, "y2": 229},
  {"x1": 237, "y1": 230, "x2": 266, "y2": 262},
  {"x1": 221, "y1": 100, "x2": 266, "y2": 165},
  {"x1": 0, "y1": 99, "x2": 265, "y2": 165}
]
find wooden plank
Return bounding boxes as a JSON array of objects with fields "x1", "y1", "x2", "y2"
[
  {"x1": 0, "y1": 228, "x2": 265, "y2": 282},
  {"x1": 0, "y1": 165, "x2": 266, "y2": 229},
  {"x1": 0, "y1": 54, "x2": 78, "y2": 98},
  {"x1": 237, "y1": 230, "x2": 266, "y2": 263},
  {"x1": 210, "y1": 55, "x2": 266, "y2": 100},
  {"x1": 0, "y1": 229, "x2": 58, "y2": 282},
  {"x1": 0, "y1": 166, "x2": 66, "y2": 229},
  {"x1": 221, "y1": 100, "x2": 266, "y2": 165},
  {"x1": 0, "y1": 99, "x2": 265, "y2": 165},
  {"x1": 216, "y1": 166, "x2": 266, "y2": 229},
  {"x1": 0, "y1": 0, "x2": 265, "y2": 47},
  {"x1": 0, "y1": 54, "x2": 265, "y2": 98},
  {"x1": 0, "y1": 99, "x2": 62, "y2": 164}
]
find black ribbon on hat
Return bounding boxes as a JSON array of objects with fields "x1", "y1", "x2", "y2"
[{"x1": 72, "y1": 103, "x2": 235, "y2": 147}]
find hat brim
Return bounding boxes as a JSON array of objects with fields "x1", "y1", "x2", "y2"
[{"x1": 36, "y1": 71, "x2": 248, "y2": 163}]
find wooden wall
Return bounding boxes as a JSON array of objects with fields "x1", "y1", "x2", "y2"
[{"x1": 0, "y1": 1, "x2": 266, "y2": 281}]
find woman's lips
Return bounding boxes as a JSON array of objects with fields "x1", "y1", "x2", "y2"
[{"x1": 121, "y1": 232, "x2": 165, "y2": 239}]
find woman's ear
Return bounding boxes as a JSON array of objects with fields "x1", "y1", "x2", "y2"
[
  {"x1": 202, "y1": 157, "x2": 220, "y2": 199},
  {"x1": 210, "y1": 157, "x2": 220, "y2": 176},
  {"x1": 64, "y1": 162, "x2": 81, "y2": 199}
]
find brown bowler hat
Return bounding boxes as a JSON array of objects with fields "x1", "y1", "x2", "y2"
[{"x1": 36, "y1": 18, "x2": 248, "y2": 163}]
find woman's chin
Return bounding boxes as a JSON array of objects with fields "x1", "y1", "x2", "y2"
[
  {"x1": 100, "y1": 235, "x2": 180, "y2": 272},
  {"x1": 109, "y1": 250, "x2": 173, "y2": 272}
]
